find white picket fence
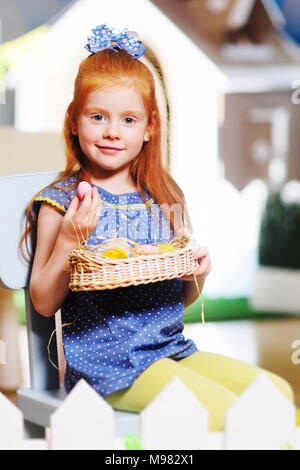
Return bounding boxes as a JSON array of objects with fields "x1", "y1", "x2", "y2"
[{"x1": 0, "y1": 373, "x2": 299, "y2": 450}]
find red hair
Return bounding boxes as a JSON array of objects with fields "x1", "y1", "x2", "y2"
[{"x1": 21, "y1": 48, "x2": 189, "y2": 260}]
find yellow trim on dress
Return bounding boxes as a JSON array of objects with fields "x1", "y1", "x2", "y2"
[
  {"x1": 35, "y1": 196, "x2": 66, "y2": 213},
  {"x1": 102, "y1": 198, "x2": 154, "y2": 210},
  {"x1": 35, "y1": 195, "x2": 154, "y2": 212}
]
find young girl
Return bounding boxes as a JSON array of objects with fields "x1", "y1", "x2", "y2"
[{"x1": 27, "y1": 25, "x2": 294, "y2": 431}]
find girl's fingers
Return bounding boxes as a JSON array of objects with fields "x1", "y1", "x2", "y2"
[
  {"x1": 65, "y1": 194, "x2": 80, "y2": 217},
  {"x1": 90, "y1": 189, "x2": 102, "y2": 223},
  {"x1": 179, "y1": 257, "x2": 211, "y2": 281},
  {"x1": 91, "y1": 188, "x2": 102, "y2": 211},
  {"x1": 194, "y1": 246, "x2": 209, "y2": 260},
  {"x1": 92, "y1": 186, "x2": 100, "y2": 199},
  {"x1": 75, "y1": 188, "x2": 102, "y2": 235},
  {"x1": 60, "y1": 190, "x2": 102, "y2": 245},
  {"x1": 80, "y1": 188, "x2": 101, "y2": 212},
  {"x1": 77, "y1": 190, "x2": 99, "y2": 223},
  {"x1": 195, "y1": 257, "x2": 211, "y2": 276},
  {"x1": 80, "y1": 190, "x2": 92, "y2": 210}
]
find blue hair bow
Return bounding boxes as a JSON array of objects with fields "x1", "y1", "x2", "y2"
[{"x1": 84, "y1": 24, "x2": 146, "y2": 59}]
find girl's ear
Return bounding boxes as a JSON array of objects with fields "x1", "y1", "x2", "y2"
[
  {"x1": 70, "y1": 120, "x2": 78, "y2": 135},
  {"x1": 144, "y1": 131, "x2": 151, "y2": 142}
]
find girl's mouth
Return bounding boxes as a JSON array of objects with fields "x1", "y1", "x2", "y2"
[{"x1": 97, "y1": 146, "x2": 124, "y2": 155}]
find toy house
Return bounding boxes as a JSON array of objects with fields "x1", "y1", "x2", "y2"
[
  {"x1": 151, "y1": 0, "x2": 300, "y2": 308},
  {"x1": 0, "y1": 0, "x2": 226, "y2": 245},
  {"x1": 151, "y1": 0, "x2": 300, "y2": 189}
]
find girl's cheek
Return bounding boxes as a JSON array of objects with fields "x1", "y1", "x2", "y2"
[{"x1": 82, "y1": 127, "x2": 98, "y2": 141}]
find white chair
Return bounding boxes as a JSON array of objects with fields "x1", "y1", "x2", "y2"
[{"x1": 0, "y1": 171, "x2": 139, "y2": 438}]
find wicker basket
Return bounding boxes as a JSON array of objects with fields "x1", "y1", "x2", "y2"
[{"x1": 65, "y1": 234, "x2": 199, "y2": 291}]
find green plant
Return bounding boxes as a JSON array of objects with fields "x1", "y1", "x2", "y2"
[{"x1": 259, "y1": 192, "x2": 300, "y2": 269}]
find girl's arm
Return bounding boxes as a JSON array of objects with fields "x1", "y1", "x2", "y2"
[{"x1": 30, "y1": 188, "x2": 102, "y2": 317}]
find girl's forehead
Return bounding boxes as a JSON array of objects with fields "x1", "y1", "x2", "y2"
[{"x1": 84, "y1": 85, "x2": 145, "y2": 108}]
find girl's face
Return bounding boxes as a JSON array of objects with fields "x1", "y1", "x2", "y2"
[{"x1": 76, "y1": 85, "x2": 151, "y2": 178}]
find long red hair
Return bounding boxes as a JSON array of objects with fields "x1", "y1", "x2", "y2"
[{"x1": 21, "y1": 48, "x2": 189, "y2": 260}]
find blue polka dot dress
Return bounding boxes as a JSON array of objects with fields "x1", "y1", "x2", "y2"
[{"x1": 33, "y1": 175, "x2": 198, "y2": 397}]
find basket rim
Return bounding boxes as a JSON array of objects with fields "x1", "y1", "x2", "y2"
[{"x1": 67, "y1": 239, "x2": 196, "y2": 266}]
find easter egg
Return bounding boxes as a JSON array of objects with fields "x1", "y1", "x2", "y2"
[
  {"x1": 133, "y1": 245, "x2": 161, "y2": 256},
  {"x1": 157, "y1": 244, "x2": 176, "y2": 253},
  {"x1": 77, "y1": 181, "x2": 93, "y2": 200},
  {"x1": 101, "y1": 248, "x2": 129, "y2": 259}
]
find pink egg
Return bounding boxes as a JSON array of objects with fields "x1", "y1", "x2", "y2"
[
  {"x1": 134, "y1": 245, "x2": 161, "y2": 255},
  {"x1": 77, "y1": 181, "x2": 93, "y2": 200}
]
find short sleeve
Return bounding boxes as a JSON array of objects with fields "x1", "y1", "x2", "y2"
[{"x1": 32, "y1": 177, "x2": 77, "y2": 220}]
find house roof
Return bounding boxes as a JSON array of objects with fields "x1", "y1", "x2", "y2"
[
  {"x1": 0, "y1": 0, "x2": 226, "y2": 87},
  {"x1": 225, "y1": 0, "x2": 285, "y2": 30},
  {"x1": 150, "y1": 0, "x2": 287, "y2": 58},
  {"x1": 257, "y1": 0, "x2": 286, "y2": 28}
]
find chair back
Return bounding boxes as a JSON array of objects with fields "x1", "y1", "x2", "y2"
[{"x1": 0, "y1": 171, "x2": 61, "y2": 390}]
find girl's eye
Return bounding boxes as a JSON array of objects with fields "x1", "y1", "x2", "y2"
[
  {"x1": 93, "y1": 115, "x2": 105, "y2": 121},
  {"x1": 123, "y1": 117, "x2": 135, "y2": 124}
]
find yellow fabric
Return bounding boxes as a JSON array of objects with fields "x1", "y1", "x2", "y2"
[
  {"x1": 34, "y1": 196, "x2": 67, "y2": 213},
  {"x1": 105, "y1": 351, "x2": 295, "y2": 431}
]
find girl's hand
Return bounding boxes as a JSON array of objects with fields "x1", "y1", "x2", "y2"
[
  {"x1": 179, "y1": 244, "x2": 211, "y2": 282},
  {"x1": 60, "y1": 187, "x2": 102, "y2": 246},
  {"x1": 175, "y1": 229, "x2": 211, "y2": 282}
]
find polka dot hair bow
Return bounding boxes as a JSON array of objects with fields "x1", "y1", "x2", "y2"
[{"x1": 84, "y1": 24, "x2": 146, "y2": 59}]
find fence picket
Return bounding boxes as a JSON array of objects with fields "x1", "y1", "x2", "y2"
[
  {"x1": 0, "y1": 392, "x2": 23, "y2": 450},
  {"x1": 225, "y1": 372, "x2": 297, "y2": 450},
  {"x1": 140, "y1": 376, "x2": 209, "y2": 450},
  {"x1": 0, "y1": 375, "x2": 299, "y2": 449},
  {"x1": 49, "y1": 379, "x2": 114, "y2": 450}
]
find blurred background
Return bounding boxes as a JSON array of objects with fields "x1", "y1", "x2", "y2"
[{"x1": 0, "y1": 0, "x2": 300, "y2": 412}]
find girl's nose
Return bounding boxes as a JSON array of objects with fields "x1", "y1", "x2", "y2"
[{"x1": 103, "y1": 121, "x2": 121, "y2": 140}]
